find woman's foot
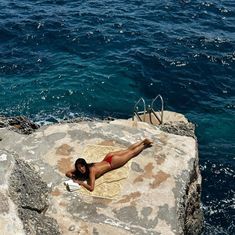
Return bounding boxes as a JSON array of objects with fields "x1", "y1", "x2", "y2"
[{"x1": 143, "y1": 138, "x2": 153, "y2": 147}]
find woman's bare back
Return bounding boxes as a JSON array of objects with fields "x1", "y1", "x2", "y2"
[{"x1": 66, "y1": 139, "x2": 152, "y2": 191}]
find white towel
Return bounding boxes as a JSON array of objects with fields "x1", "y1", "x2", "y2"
[{"x1": 64, "y1": 179, "x2": 81, "y2": 192}]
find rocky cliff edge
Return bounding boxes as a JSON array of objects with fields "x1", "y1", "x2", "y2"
[{"x1": 0, "y1": 116, "x2": 203, "y2": 235}]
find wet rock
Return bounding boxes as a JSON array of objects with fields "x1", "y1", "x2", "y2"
[{"x1": 0, "y1": 116, "x2": 39, "y2": 135}]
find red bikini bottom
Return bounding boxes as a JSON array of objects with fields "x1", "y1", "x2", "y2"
[{"x1": 103, "y1": 154, "x2": 113, "y2": 166}]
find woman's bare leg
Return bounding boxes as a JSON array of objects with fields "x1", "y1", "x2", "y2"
[
  {"x1": 126, "y1": 139, "x2": 152, "y2": 151},
  {"x1": 111, "y1": 141, "x2": 151, "y2": 169},
  {"x1": 106, "y1": 139, "x2": 152, "y2": 156}
]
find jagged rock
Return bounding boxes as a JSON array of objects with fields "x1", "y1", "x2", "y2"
[
  {"x1": 0, "y1": 150, "x2": 60, "y2": 235},
  {"x1": 175, "y1": 148, "x2": 203, "y2": 234},
  {"x1": 18, "y1": 208, "x2": 60, "y2": 235},
  {"x1": 159, "y1": 122, "x2": 196, "y2": 139},
  {"x1": 0, "y1": 116, "x2": 39, "y2": 134},
  {"x1": 9, "y1": 159, "x2": 49, "y2": 212}
]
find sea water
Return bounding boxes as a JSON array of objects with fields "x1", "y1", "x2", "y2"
[{"x1": 0, "y1": 0, "x2": 234, "y2": 233}]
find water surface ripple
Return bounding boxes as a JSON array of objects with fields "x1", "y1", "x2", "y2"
[{"x1": 0, "y1": 0, "x2": 234, "y2": 233}]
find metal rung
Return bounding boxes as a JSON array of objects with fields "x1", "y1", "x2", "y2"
[
  {"x1": 132, "y1": 95, "x2": 164, "y2": 125},
  {"x1": 132, "y1": 98, "x2": 146, "y2": 122}
]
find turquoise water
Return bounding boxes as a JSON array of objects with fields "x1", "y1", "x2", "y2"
[{"x1": 0, "y1": 0, "x2": 234, "y2": 233}]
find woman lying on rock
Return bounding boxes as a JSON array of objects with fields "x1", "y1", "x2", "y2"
[{"x1": 65, "y1": 139, "x2": 152, "y2": 192}]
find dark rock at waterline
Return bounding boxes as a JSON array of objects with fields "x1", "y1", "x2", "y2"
[
  {"x1": 0, "y1": 116, "x2": 39, "y2": 134},
  {"x1": 159, "y1": 121, "x2": 196, "y2": 139}
]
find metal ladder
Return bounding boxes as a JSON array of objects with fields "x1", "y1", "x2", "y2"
[{"x1": 132, "y1": 95, "x2": 164, "y2": 125}]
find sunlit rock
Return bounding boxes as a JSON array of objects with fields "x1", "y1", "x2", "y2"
[{"x1": 0, "y1": 114, "x2": 203, "y2": 234}]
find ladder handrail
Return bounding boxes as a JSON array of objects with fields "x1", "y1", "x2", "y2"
[
  {"x1": 150, "y1": 94, "x2": 164, "y2": 124},
  {"x1": 132, "y1": 97, "x2": 146, "y2": 121},
  {"x1": 132, "y1": 95, "x2": 164, "y2": 124}
]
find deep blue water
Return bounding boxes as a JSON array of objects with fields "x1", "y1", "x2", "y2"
[{"x1": 0, "y1": 0, "x2": 234, "y2": 233}]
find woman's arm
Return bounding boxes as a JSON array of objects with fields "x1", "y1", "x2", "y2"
[
  {"x1": 65, "y1": 169, "x2": 76, "y2": 179},
  {"x1": 77, "y1": 168, "x2": 95, "y2": 192}
]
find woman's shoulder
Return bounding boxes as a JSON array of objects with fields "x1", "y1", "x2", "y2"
[{"x1": 89, "y1": 164, "x2": 97, "y2": 171}]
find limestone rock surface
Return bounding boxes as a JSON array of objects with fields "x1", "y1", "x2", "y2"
[
  {"x1": 0, "y1": 150, "x2": 60, "y2": 235},
  {"x1": 0, "y1": 117, "x2": 203, "y2": 235}
]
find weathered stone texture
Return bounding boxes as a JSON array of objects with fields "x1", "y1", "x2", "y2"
[
  {"x1": 159, "y1": 121, "x2": 196, "y2": 139},
  {"x1": 0, "y1": 115, "x2": 39, "y2": 134},
  {"x1": 0, "y1": 149, "x2": 60, "y2": 235},
  {"x1": 9, "y1": 159, "x2": 49, "y2": 212},
  {"x1": 183, "y1": 153, "x2": 203, "y2": 234},
  {"x1": 18, "y1": 208, "x2": 60, "y2": 235},
  {"x1": 8, "y1": 158, "x2": 60, "y2": 235},
  {"x1": 0, "y1": 115, "x2": 203, "y2": 235}
]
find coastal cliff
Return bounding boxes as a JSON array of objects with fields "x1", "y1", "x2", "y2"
[{"x1": 0, "y1": 114, "x2": 203, "y2": 235}]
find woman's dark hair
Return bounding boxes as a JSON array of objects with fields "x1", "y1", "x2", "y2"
[{"x1": 74, "y1": 158, "x2": 93, "y2": 180}]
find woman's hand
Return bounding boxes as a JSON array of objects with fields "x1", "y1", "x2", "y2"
[
  {"x1": 72, "y1": 168, "x2": 95, "y2": 192},
  {"x1": 65, "y1": 169, "x2": 76, "y2": 179}
]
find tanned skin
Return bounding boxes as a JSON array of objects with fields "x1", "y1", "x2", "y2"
[{"x1": 66, "y1": 139, "x2": 152, "y2": 191}]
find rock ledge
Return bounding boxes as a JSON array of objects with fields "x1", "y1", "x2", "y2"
[{"x1": 0, "y1": 116, "x2": 203, "y2": 235}]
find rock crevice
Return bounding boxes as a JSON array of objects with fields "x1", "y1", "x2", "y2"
[{"x1": 8, "y1": 158, "x2": 60, "y2": 235}]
